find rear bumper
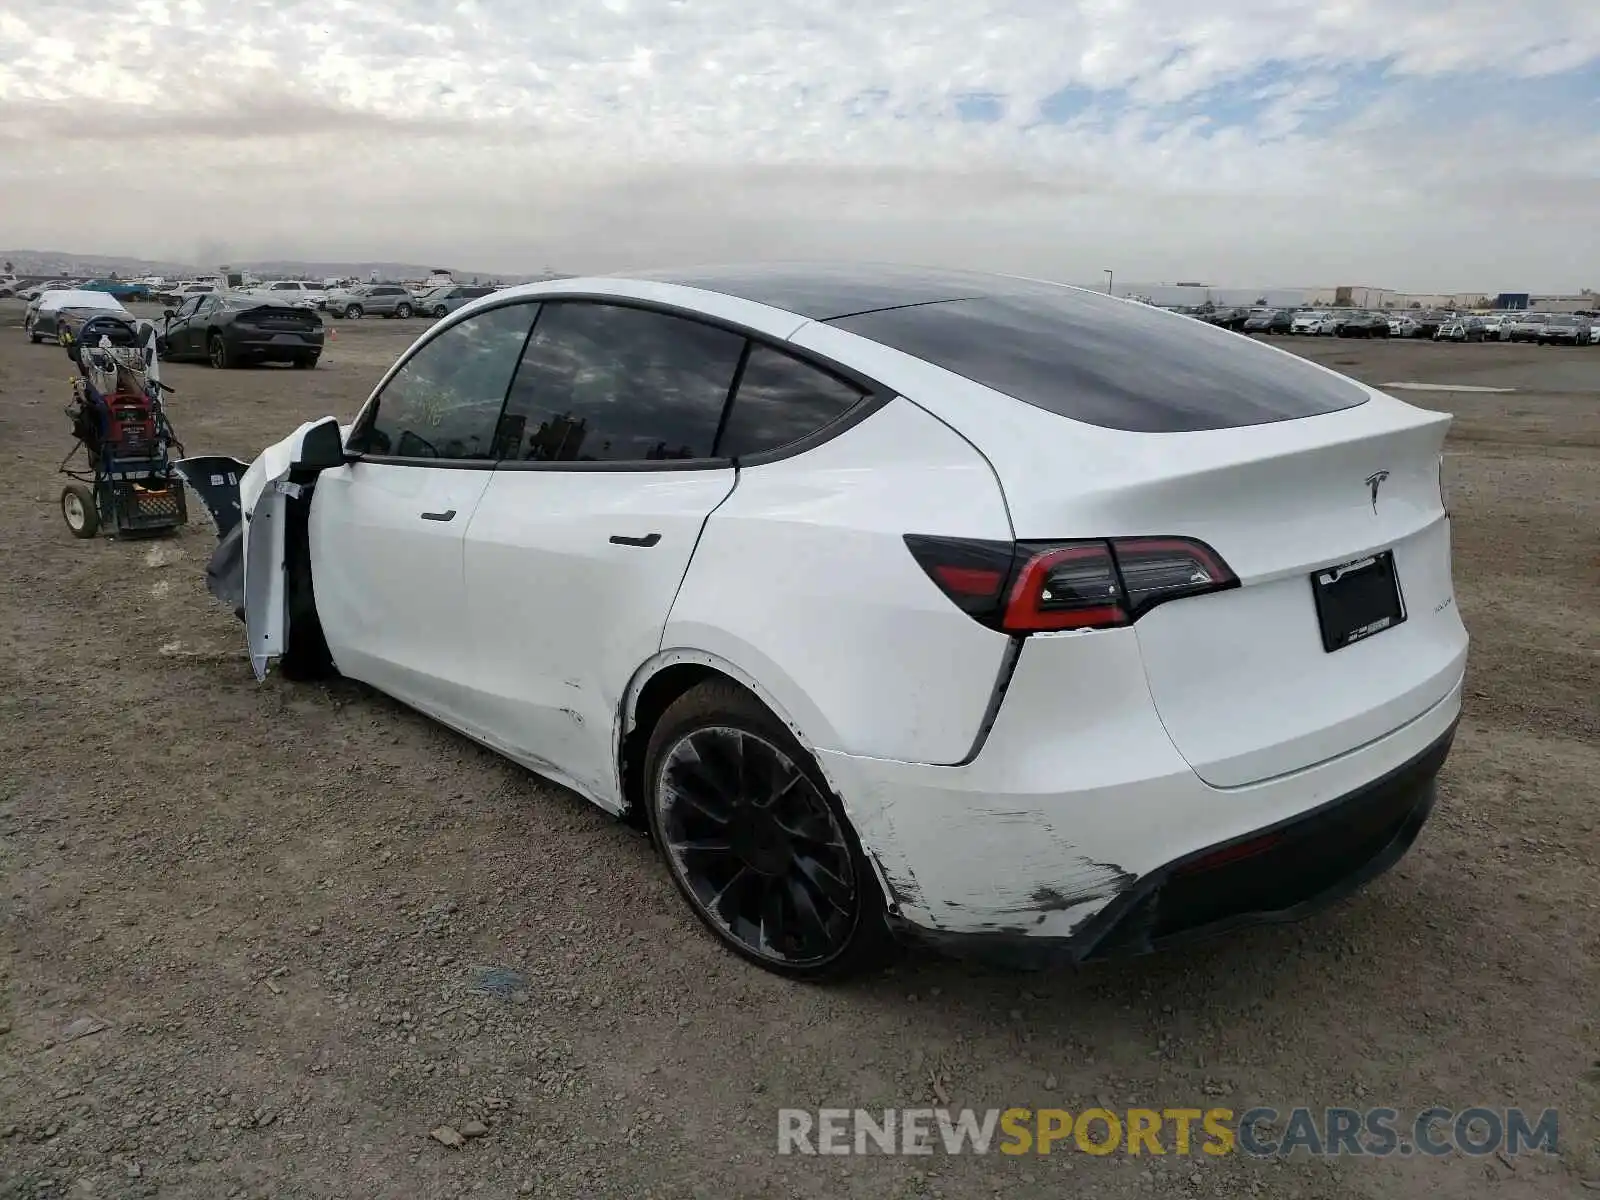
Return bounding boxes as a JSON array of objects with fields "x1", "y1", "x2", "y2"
[
  {"x1": 816, "y1": 625, "x2": 1464, "y2": 963},
  {"x1": 892, "y1": 720, "x2": 1453, "y2": 968},
  {"x1": 230, "y1": 333, "x2": 323, "y2": 357}
]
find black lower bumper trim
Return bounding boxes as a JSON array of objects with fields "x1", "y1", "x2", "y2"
[{"x1": 891, "y1": 719, "x2": 1457, "y2": 970}]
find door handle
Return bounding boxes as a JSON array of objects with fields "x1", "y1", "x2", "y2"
[
  {"x1": 609, "y1": 533, "x2": 661, "y2": 547},
  {"x1": 420, "y1": 509, "x2": 457, "y2": 522}
]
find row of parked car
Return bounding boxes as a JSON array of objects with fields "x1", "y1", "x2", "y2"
[
  {"x1": 1173, "y1": 304, "x2": 1599, "y2": 345},
  {"x1": 242, "y1": 280, "x2": 501, "y2": 319}
]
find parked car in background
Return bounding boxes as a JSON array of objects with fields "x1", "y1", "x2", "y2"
[
  {"x1": 1242, "y1": 309, "x2": 1294, "y2": 335},
  {"x1": 1537, "y1": 315, "x2": 1591, "y2": 346},
  {"x1": 155, "y1": 281, "x2": 219, "y2": 305},
  {"x1": 1435, "y1": 318, "x2": 1486, "y2": 343},
  {"x1": 1506, "y1": 313, "x2": 1549, "y2": 343},
  {"x1": 1291, "y1": 311, "x2": 1332, "y2": 335},
  {"x1": 1405, "y1": 312, "x2": 1447, "y2": 339},
  {"x1": 326, "y1": 284, "x2": 416, "y2": 319},
  {"x1": 17, "y1": 280, "x2": 75, "y2": 302},
  {"x1": 160, "y1": 292, "x2": 325, "y2": 369},
  {"x1": 1336, "y1": 312, "x2": 1390, "y2": 338},
  {"x1": 1388, "y1": 315, "x2": 1420, "y2": 338},
  {"x1": 413, "y1": 284, "x2": 498, "y2": 318},
  {"x1": 81, "y1": 279, "x2": 151, "y2": 301},
  {"x1": 191, "y1": 264, "x2": 1465, "y2": 979},
  {"x1": 1206, "y1": 307, "x2": 1251, "y2": 332},
  {"x1": 252, "y1": 280, "x2": 328, "y2": 310},
  {"x1": 23, "y1": 288, "x2": 132, "y2": 343},
  {"x1": 1475, "y1": 314, "x2": 1514, "y2": 341}
]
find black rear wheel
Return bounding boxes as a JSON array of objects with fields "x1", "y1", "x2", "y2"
[
  {"x1": 644, "y1": 680, "x2": 893, "y2": 980},
  {"x1": 208, "y1": 333, "x2": 230, "y2": 369}
]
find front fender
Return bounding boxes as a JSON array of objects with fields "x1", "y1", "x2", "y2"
[{"x1": 177, "y1": 416, "x2": 348, "y2": 680}]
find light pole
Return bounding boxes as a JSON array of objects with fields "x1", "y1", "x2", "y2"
[{"x1": 1104, "y1": 269, "x2": 1114, "y2": 295}]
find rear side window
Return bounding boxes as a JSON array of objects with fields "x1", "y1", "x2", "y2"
[
  {"x1": 353, "y1": 302, "x2": 538, "y2": 460},
  {"x1": 498, "y1": 302, "x2": 744, "y2": 462},
  {"x1": 829, "y1": 287, "x2": 1368, "y2": 433},
  {"x1": 717, "y1": 344, "x2": 867, "y2": 458}
]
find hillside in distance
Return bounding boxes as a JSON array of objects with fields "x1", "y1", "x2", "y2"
[{"x1": 1, "y1": 249, "x2": 538, "y2": 282}]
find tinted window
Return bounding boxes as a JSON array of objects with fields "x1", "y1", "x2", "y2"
[
  {"x1": 354, "y1": 303, "x2": 537, "y2": 460},
  {"x1": 717, "y1": 344, "x2": 867, "y2": 458},
  {"x1": 830, "y1": 286, "x2": 1367, "y2": 433},
  {"x1": 498, "y1": 302, "x2": 743, "y2": 463}
]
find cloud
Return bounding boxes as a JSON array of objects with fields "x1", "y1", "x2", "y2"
[{"x1": 0, "y1": 0, "x2": 1596, "y2": 289}]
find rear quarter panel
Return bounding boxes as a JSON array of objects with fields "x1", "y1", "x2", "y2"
[{"x1": 663, "y1": 396, "x2": 1015, "y2": 764}]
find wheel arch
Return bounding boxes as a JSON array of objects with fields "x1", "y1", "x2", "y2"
[
  {"x1": 615, "y1": 647, "x2": 898, "y2": 921},
  {"x1": 615, "y1": 646, "x2": 844, "y2": 824}
]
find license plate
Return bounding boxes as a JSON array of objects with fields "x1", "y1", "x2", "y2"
[{"x1": 1310, "y1": 551, "x2": 1406, "y2": 652}]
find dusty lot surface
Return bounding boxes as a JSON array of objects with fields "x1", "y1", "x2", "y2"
[{"x1": 1, "y1": 303, "x2": 1596, "y2": 1199}]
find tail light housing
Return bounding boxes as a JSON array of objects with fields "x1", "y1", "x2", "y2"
[{"x1": 904, "y1": 534, "x2": 1238, "y2": 634}]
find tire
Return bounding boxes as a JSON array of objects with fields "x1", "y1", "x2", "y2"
[
  {"x1": 61, "y1": 485, "x2": 100, "y2": 539},
  {"x1": 432, "y1": 305, "x2": 447, "y2": 318},
  {"x1": 207, "y1": 332, "x2": 231, "y2": 369},
  {"x1": 394, "y1": 303, "x2": 412, "y2": 319},
  {"x1": 643, "y1": 679, "x2": 894, "y2": 980},
  {"x1": 292, "y1": 354, "x2": 319, "y2": 369},
  {"x1": 345, "y1": 304, "x2": 363, "y2": 319}
]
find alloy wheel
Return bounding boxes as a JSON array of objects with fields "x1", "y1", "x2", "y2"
[{"x1": 655, "y1": 726, "x2": 858, "y2": 968}]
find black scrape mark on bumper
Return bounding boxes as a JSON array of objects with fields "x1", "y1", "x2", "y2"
[
  {"x1": 871, "y1": 856, "x2": 922, "y2": 913},
  {"x1": 1006, "y1": 860, "x2": 1137, "y2": 915}
]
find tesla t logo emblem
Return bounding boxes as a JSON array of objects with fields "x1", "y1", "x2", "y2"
[{"x1": 1365, "y1": 470, "x2": 1390, "y2": 512}]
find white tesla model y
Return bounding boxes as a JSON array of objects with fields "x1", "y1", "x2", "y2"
[{"x1": 178, "y1": 264, "x2": 1468, "y2": 979}]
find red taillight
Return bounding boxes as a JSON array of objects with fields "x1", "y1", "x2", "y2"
[
  {"x1": 1003, "y1": 543, "x2": 1127, "y2": 631},
  {"x1": 904, "y1": 534, "x2": 1238, "y2": 635},
  {"x1": 1173, "y1": 832, "x2": 1284, "y2": 875}
]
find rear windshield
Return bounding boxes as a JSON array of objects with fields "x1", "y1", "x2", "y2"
[{"x1": 828, "y1": 286, "x2": 1368, "y2": 433}]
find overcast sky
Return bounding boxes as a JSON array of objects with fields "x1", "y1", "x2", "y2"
[{"x1": 1, "y1": 1, "x2": 1596, "y2": 289}]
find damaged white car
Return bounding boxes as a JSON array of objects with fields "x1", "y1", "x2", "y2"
[{"x1": 176, "y1": 265, "x2": 1468, "y2": 979}]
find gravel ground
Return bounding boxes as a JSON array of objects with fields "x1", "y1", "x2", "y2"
[{"x1": 1, "y1": 302, "x2": 1596, "y2": 1199}]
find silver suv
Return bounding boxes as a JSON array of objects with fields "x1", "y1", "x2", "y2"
[
  {"x1": 413, "y1": 284, "x2": 497, "y2": 318},
  {"x1": 327, "y1": 284, "x2": 416, "y2": 319}
]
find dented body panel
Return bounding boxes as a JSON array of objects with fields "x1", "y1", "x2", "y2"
[
  {"x1": 817, "y1": 625, "x2": 1463, "y2": 952},
  {"x1": 179, "y1": 417, "x2": 347, "y2": 679},
  {"x1": 175, "y1": 269, "x2": 1470, "y2": 972}
]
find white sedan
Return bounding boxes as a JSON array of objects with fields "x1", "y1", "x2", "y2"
[{"x1": 176, "y1": 265, "x2": 1468, "y2": 979}]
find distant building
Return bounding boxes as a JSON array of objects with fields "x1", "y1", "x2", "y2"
[{"x1": 1526, "y1": 293, "x2": 1595, "y2": 313}]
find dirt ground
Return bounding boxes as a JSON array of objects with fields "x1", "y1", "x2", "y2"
[{"x1": 1, "y1": 302, "x2": 1596, "y2": 1200}]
